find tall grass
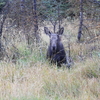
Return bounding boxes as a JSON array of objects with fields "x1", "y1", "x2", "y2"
[
  {"x1": 0, "y1": 19, "x2": 100, "y2": 100},
  {"x1": 0, "y1": 56, "x2": 100, "y2": 100}
]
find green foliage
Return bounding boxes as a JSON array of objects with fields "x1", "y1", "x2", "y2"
[
  {"x1": 0, "y1": 2, "x2": 5, "y2": 11},
  {"x1": 38, "y1": 0, "x2": 71, "y2": 21},
  {"x1": 15, "y1": 43, "x2": 46, "y2": 66},
  {"x1": 0, "y1": 0, "x2": 7, "y2": 12}
]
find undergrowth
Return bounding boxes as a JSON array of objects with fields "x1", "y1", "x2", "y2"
[{"x1": 0, "y1": 19, "x2": 100, "y2": 100}]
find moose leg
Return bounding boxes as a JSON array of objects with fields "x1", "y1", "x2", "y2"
[
  {"x1": 56, "y1": 57, "x2": 61, "y2": 67},
  {"x1": 57, "y1": 62, "x2": 61, "y2": 67}
]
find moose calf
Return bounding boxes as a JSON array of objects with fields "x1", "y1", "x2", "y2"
[{"x1": 44, "y1": 27, "x2": 67, "y2": 67}]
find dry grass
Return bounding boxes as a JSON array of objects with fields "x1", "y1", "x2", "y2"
[
  {"x1": 0, "y1": 19, "x2": 100, "y2": 100},
  {"x1": 0, "y1": 57, "x2": 100, "y2": 100}
]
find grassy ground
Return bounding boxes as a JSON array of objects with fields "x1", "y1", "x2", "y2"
[
  {"x1": 0, "y1": 19, "x2": 100, "y2": 100},
  {"x1": 0, "y1": 54, "x2": 100, "y2": 100}
]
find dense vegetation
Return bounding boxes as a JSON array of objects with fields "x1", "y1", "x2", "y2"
[{"x1": 0, "y1": 0, "x2": 100, "y2": 100}]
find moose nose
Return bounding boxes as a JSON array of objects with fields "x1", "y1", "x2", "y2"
[{"x1": 53, "y1": 46, "x2": 56, "y2": 51}]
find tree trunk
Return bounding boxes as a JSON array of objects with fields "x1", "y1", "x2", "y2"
[
  {"x1": 0, "y1": 15, "x2": 5, "y2": 51},
  {"x1": 58, "y1": 4, "x2": 61, "y2": 30},
  {"x1": 33, "y1": 0, "x2": 39, "y2": 42},
  {"x1": 0, "y1": 0, "x2": 9, "y2": 59},
  {"x1": 20, "y1": 0, "x2": 26, "y2": 27},
  {"x1": 20, "y1": 0, "x2": 25, "y2": 12},
  {"x1": 20, "y1": 0, "x2": 29, "y2": 44},
  {"x1": 77, "y1": 0, "x2": 83, "y2": 41}
]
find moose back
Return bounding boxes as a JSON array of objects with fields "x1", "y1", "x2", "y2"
[{"x1": 44, "y1": 27, "x2": 67, "y2": 67}]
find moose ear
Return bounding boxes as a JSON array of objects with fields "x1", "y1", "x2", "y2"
[
  {"x1": 57, "y1": 27, "x2": 64, "y2": 35},
  {"x1": 44, "y1": 27, "x2": 51, "y2": 36}
]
